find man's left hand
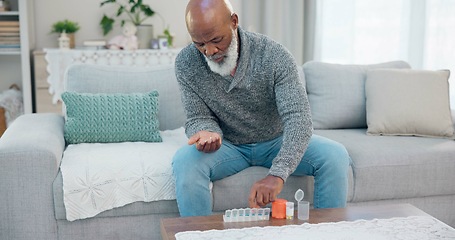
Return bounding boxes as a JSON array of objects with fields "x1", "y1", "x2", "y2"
[
  {"x1": 188, "y1": 131, "x2": 222, "y2": 153},
  {"x1": 248, "y1": 175, "x2": 284, "y2": 208}
]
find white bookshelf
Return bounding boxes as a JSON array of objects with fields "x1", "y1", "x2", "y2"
[{"x1": 0, "y1": 0, "x2": 35, "y2": 113}]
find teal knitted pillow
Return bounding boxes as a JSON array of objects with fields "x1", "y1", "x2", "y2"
[{"x1": 62, "y1": 91, "x2": 162, "y2": 144}]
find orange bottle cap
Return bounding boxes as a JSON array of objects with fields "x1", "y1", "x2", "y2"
[{"x1": 271, "y1": 198, "x2": 287, "y2": 219}]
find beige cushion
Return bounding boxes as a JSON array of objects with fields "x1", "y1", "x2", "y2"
[
  {"x1": 365, "y1": 69, "x2": 454, "y2": 138},
  {"x1": 303, "y1": 61, "x2": 411, "y2": 129}
]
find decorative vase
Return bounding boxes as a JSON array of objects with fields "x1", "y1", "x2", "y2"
[
  {"x1": 67, "y1": 33, "x2": 75, "y2": 49},
  {"x1": 58, "y1": 32, "x2": 70, "y2": 49},
  {"x1": 136, "y1": 24, "x2": 154, "y2": 49}
]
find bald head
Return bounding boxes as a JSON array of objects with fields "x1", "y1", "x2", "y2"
[
  {"x1": 184, "y1": 0, "x2": 239, "y2": 75},
  {"x1": 185, "y1": 0, "x2": 235, "y2": 35}
]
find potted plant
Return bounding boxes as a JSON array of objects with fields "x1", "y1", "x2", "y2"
[
  {"x1": 100, "y1": 0, "x2": 155, "y2": 35},
  {"x1": 51, "y1": 19, "x2": 80, "y2": 49},
  {"x1": 100, "y1": 0, "x2": 158, "y2": 49},
  {"x1": 100, "y1": 0, "x2": 173, "y2": 48},
  {"x1": 163, "y1": 27, "x2": 174, "y2": 48}
]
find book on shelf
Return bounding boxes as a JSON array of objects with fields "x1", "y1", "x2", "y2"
[
  {"x1": 0, "y1": 21, "x2": 19, "y2": 27},
  {"x1": 0, "y1": 31, "x2": 19, "y2": 37},
  {"x1": 78, "y1": 46, "x2": 108, "y2": 50},
  {"x1": 81, "y1": 40, "x2": 107, "y2": 50},
  {"x1": 0, "y1": 44, "x2": 19, "y2": 48},
  {"x1": 0, "y1": 36, "x2": 20, "y2": 41},
  {"x1": 83, "y1": 39, "x2": 107, "y2": 47},
  {"x1": 0, "y1": 48, "x2": 20, "y2": 51},
  {"x1": 0, "y1": 47, "x2": 20, "y2": 53},
  {"x1": 0, "y1": 26, "x2": 20, "y2": 33},
  {"x1": 0, "y1": 39, "x2": 20, "y2": 44},
  {"x1": 0, "y1": 41, "x2": 20, "y2": 45}
]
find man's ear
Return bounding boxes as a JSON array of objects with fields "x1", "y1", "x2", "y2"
[{"x1": 231, "y1": 13, "x2": 239, "y2": 29}]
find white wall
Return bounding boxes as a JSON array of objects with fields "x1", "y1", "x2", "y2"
[{"x1": 33, "y1": 0, "x2": 242, "y2": 49}]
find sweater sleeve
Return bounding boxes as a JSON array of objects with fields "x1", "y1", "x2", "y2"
[
  {"x1": 268, "y1": 46, "x2": 313, "y2": 181},
  {"x1": 174, "y1": 49, "x2": 223, "y2": 139}
]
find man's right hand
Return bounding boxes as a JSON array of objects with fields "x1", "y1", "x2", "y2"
[{"x1": 188, "y1": 131, "x2": 222, "y2": 153}]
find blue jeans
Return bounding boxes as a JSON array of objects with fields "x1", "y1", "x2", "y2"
[{"x1": 172, "y1": 134, "x2": 351, "y2": 217}]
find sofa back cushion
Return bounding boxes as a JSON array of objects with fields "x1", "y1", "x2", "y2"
[
  {"x1": 303, "y1": 61, "x2": 411, "y2": 129},
  {"x1": 64, "y1": 64, "x2": 185, "y2": 131}
]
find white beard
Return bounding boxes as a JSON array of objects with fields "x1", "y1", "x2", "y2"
[{"x1": 205, "y1": 30, "x2": 239, "y2": 77}]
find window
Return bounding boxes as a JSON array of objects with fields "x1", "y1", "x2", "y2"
[{"x1": 314, "y1": 0, "x2": 455, "y2": 106}]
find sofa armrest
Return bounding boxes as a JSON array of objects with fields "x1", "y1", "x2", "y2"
[
  {"x1": 0, "y1": 113, "x2": 65, "y2": 240},
  {"x1": 0, "y1": 113, "x2": 65, "y2": 163}
]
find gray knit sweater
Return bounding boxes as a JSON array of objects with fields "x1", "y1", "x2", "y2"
[{"x1": 174, "y1": 27, "x2": 313, "y2": 181}]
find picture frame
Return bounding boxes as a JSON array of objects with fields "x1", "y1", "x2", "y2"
[
  {"x1": 158, "y1": 36, "x2": 168, "y2": 49},
  {"x1": 150, "y1": 39, "x2": 160, "y2": 49}
]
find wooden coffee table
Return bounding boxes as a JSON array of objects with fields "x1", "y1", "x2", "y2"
[{"x1": 160, "y1": 203, "x2": 429, "y2": 240}]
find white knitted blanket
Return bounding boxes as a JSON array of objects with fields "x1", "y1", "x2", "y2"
[
  {"x1": 176, "y1": 216, "x2": 455, "y2": 240},
  {"x1": 60, "y1": 127, "x2": 187, "y2": 221}
]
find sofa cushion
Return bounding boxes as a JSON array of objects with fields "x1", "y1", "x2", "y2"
[
  {"x1": 64, "y1": 64, "x2": 186, "y2": 131},
  {"x1": 62, "y1": 91, "x2": 162, "y2": 144},
  {"x1": 314, "y1": 129, "x2": 455, "y2": 202},
  {"x1": 366, "y1": 69, "x2": 454, "y2": 138},
  {"x1": 303, "y1": 61, "x2": 411, "y2": 129}
]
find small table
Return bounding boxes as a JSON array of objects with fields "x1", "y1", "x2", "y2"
[{"x1": 160, "y1": 204, "x2": 429, "y2": 240}]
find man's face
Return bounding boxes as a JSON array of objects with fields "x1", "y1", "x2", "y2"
[
  {"x1": 188, "y1": 13, "x2": 239, "y2": 75},
  {"x1": 191, "y1": 23, "x2": 233, "y2": 62},
  {"x1": 204, "y1": 29, "x2": 238, "y2": 76}
]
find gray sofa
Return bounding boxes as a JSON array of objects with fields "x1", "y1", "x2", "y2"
[{"x1": 1, "y1": 62, "x2": 454, "y2": 240}]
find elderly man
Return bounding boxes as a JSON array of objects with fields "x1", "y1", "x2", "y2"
[{"x1": 172, "y1": 0, "x2": 350, "y2": 217}]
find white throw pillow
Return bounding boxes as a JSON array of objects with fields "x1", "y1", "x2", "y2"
[
  {"x1": 365, "y1": 69, "x2": 454, "y2": 138},
  {"x1": 303, "y1": 61, "x2": 411, "y2": 129}
]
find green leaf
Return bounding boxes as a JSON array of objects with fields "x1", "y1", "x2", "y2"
[
  {"x1": 100, "y1": 0, "x2": 116, "y2": 7},
  {"x1": 116, "y1": 6, "x2": 124, "y2": 17},
  {"x1": 100, "y1": 15, "x2": 115, "y2": 36},
  {"x1": 163, "y1": 28, "x2": 173, "y2": 47},
  {"x1": 131, "y1": 3, "x2": 139, "y2": 13},
  {"x1": 141, "y1": 5, "x2": 155, "y2": 17}
]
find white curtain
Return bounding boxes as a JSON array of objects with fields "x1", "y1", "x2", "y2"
[
  {"x1": 238, "y1": 0, "x2": 304, "y2": 65},
  {"x1": 311, "y1": 0, "x2": 455, "y2": 106}
]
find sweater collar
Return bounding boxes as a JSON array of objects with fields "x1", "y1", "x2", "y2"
[{"x1": 227, "y1": 26, "x2": 249, "y2": 92}]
